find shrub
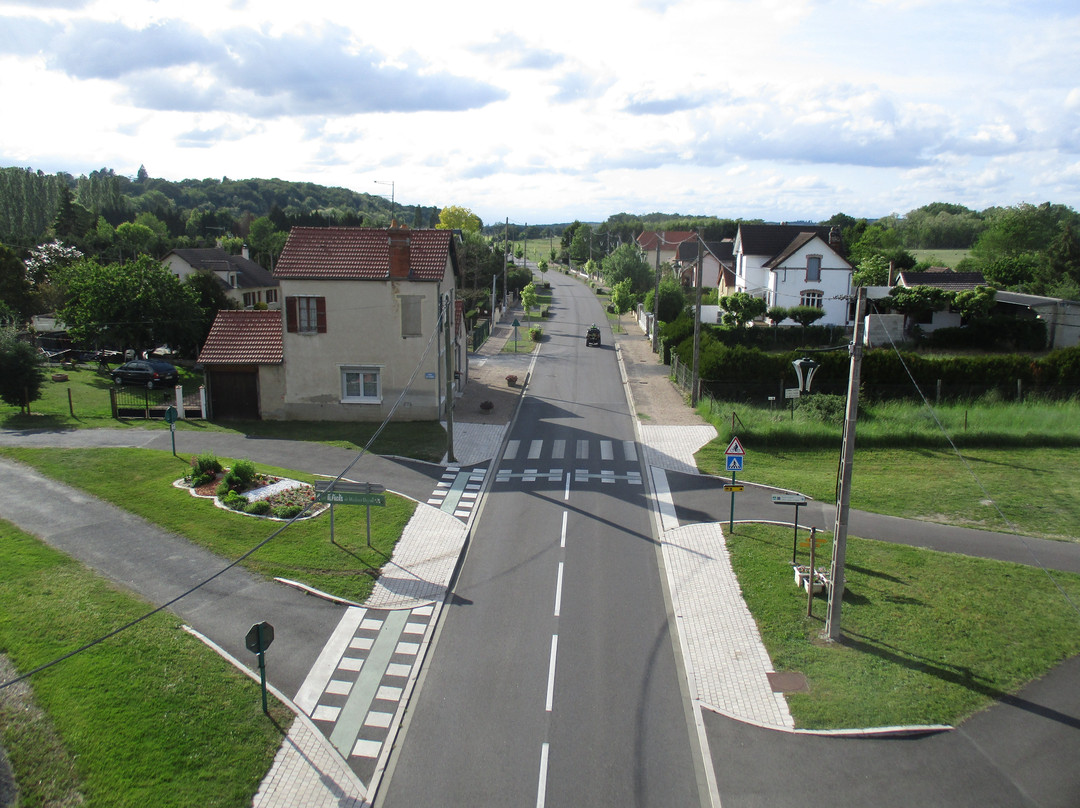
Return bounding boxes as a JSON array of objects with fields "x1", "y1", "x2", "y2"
[
  {"x1": 192, "y1": 452, "x2": 222, "y2": 476},
  {"x1": 216, "y1": 471, "x2": 244, "y2": 497},
  {"x1": 221, "y1": 490, "x2": 246, "y2": 510},
  {"x1": 244, "y1": 499, "x2": 272, "y2": 515},
  {"x1": 795, "y1": 393, "x2": 847, "y2": 424},
  {"x1": 273, "y1": 504, "x2": 303, "y2": 519},
  {"x1": 232, "y1": 459, "x2": 257, "y2": 485},
  {"x1": 190, "y1": 471, "x2": 216, "y2": 487},
  {"x1": 529, "y1": 327, "x2": 543, "y2": 342}
]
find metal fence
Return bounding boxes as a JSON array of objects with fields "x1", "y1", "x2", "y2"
[
  {"x1": 471, "y1": 319, "x2": 491, "y2": 351},
  {"x1": 110, "y1": 385, "x2": 205, "y2": 419}
]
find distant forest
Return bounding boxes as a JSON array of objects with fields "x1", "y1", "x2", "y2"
[
  {"x1": 2, "y1": 165, "x2": 1078, "y2": 300},
  {"x1": 0, "y1": 165, "x2": 437, "y2": 255}
]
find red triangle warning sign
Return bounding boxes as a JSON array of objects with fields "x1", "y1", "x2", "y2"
[{"x1": 725, "y1": 437, "x2": 745, "y2": 456}]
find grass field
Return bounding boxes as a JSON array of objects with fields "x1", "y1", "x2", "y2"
[
  {"x1": 1, "y1": 365, "x2": 447, "y2": 462},
  {"x1": 696, "y1": 396, "x2": 1080, "y2": 541},
  {"x1": 728, "y1": 523, "x2": 1080, "y2": 728},
  {"x1": 910, "y1": 248, "x2": 970, "y2": 268},
  {"x1": 0, "y1": 519, "x2": 292, "y2": 807},
  {"x1": 0, "y1": 447, "x2": 416, "y2": 603}
]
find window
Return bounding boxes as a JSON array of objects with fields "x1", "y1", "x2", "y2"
[
  {"x1": 341, "y1": 366, "x2": 381, "y2": 403},
  {"x1": 800, "y1": 290, "x2": 823, "y2": 308},
  {"x1": 243, "y1": 292, "x2": 256, "y2": 307},
  {"x1": 400, "y1": 295, "x2": 423, "y2": 337},
  {"x1": 285, "y1": 296, "x2": 326, "y2": 334},
  {"x1": 265, "y1": 289, "x2": 278, "y2": 304},
  {"x1": 806, "y1": 255, "x2": 822, "y2": 282}
]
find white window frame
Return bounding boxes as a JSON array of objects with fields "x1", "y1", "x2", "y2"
[
  {"x1": 800, "y1": 289, "x2": 824, "y2": 309},
  {"x1": 341, "y1": 365, "x2": 382, "y2": 404},
  {"x1": 806, "y1": 255, "x2": 822, "y2": 283}
]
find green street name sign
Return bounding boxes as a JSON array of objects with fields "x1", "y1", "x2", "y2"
[{"x1": 318, "y1": 490, "x2": 386, "y2": 506}]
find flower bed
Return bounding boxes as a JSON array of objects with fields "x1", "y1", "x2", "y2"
[{"x1": 176, "y1": 453, "x2": 326, "y2": 520}]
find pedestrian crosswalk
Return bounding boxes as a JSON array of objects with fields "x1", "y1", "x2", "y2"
[
  {"x1": 305, "y1": 604, "x2": 434, "y2": 786},
  {"x1": 503, "y1": 438, "x2": 638, "y2": 463},
  {"x1": 495, "y1": 438, "x2": 643, "y2": 487},
  {"x1": 426, "y1": 466, "x2": 486, "y2": 520}
]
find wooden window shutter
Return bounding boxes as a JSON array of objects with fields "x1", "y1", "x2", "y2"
[
  {"x1": 316, "y1": 296, "x2": 327, "y2": 333},
  {"x1": 285, "y1": 296, "x2": 298, "y2": 332}
]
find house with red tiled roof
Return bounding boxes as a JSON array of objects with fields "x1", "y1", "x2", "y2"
[
  {"x1": 197, "y1": 309, "x2": 284, "y2": 419},
  {"x1": 267, "y1": 224, "x2": 463, "y2": 422},
  {"x1": 636, "y1": 231, "x2": 697, "y2": 268},
  {"x1": 733, "y1": 224, "x2": 852, "y2": 326}
]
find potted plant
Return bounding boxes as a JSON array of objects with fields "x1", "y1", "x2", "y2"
[{"x1": 506, "y1": 374, "x2": 518, "y2": 387}]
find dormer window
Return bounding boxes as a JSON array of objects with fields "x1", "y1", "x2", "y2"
[{"x1": 806, "y1": 256, "x2": 822, "y2": 282}]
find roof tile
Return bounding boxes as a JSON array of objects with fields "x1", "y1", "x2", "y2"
[
  {"x1": 273, "y1": 226, "x2": 453, "y2": 282},
  {"x1": 198, "y1": 310, "x2": 283, "y2": 365}
]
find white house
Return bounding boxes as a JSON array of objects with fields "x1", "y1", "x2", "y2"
[
  {"x1": 732, "y1": 224, "x2": 853, "y2": 326},
  {"x1": 163, "y1": 247, "x2": 280, "y2": 310}
]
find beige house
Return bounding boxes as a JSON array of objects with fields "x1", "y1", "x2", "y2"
[{"x1": 265, "y1": 224, "x2": 464, "y2": 422}]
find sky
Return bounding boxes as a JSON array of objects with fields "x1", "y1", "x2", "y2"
[{"x1": 1, "y1": 0, "x2": 1079, "y2": 227}]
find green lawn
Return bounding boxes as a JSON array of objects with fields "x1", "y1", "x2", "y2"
[
  {"x1": 696, "y1": 397, "x2": 1080, "y2": 541},
  {"x1": 728, "y1": 523, "x2": 1080, "y2": 728},
  {"x1": 0, "y1": 447, "x2": 417, "y2": 603},
  {"x1": 0, "y1": 519, "x2": 292, "y2": 807},
  {"x1": 910, "y1": 248, "x2": 970, "y2": 268},
  {"x1": 2, "y1": 365, "x2": 447, "y2": 462}
]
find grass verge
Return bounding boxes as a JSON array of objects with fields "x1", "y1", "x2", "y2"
[
  {"x1": 696, "y1": 397, "x2": 1080, "y2": 540},
  {"x1": 0, "y1": 447, "x2": 417, "y2": 603},
  {"x1": 728, "y1": 523, "x2": 1080, "y2": 728},
  {"x1": 0, "y1": 519, "x2": 291, "y2": 807},
  {"x1": 1, "y1": 366, "x2": 448, "y2": 463}
]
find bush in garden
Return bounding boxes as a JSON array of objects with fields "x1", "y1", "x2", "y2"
[
  {"x1": 244, "y1": 500, "x2": 272, "y2": 516},
  {"x1": 273, "y1": 505, "x2": 304, "y2": 519},
  {"x1": 221, "y1": 490, "x2": 246, "y2": 510},
  {"x1": 232, "y1": 459, "x2": 257, "y2": 485}
]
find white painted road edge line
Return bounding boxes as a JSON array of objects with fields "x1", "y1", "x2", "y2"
[
  {"x1": 554, "y1": 562, "x2": 564, "y2": 617},
  {"x1": 536, "y1": 742, "x2": 550, "y2": 808}
]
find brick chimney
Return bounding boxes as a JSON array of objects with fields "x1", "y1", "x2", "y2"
[{"x1": 388, "y1": 223, "x2": 411, "y2": 279}]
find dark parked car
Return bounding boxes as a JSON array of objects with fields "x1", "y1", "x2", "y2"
[
  {"x1": 111, "y1": 359, "x2": 180, "y2": 389},
  {"x1": 585, "y1": 325, "x2": 601, "y2": 347}
]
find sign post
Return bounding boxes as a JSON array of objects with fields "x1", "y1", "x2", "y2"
[
  {"x1": 724, "y1": 437, "x2": 745, "y2": 530},
  {"x1": 771, "y1": 493, "x2": 808, "y2": 563},
  {"x1": 314, "y1": 481, "x2": 386, "y2": 546},
  {"x1": 164, "y1": 405, "x2": 178, "y2": 456},
  {"x1": 245, "y1": 621, "x2": 275, "y2": 713}
]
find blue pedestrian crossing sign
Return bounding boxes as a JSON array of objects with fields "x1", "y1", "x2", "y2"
[{"x1": 726, "y1": 455, "x2": 743, "y2": 472}]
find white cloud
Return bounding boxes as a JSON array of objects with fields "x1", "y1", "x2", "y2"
[{"x1": 0, "y1": 0, "x2": 1077, "y2": 223}]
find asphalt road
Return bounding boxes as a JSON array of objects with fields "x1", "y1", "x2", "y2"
[{"x1": 380, "y1": 270, "x2": 706, "y2": 806}]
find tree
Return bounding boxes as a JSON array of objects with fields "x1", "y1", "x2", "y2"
[
  {"x1": 184, "y1": 271, "x2": 239, "y2": 350},
  {"x1": 787, "y1": 305, "x2": 826, "y2": 329},
  {"x1": 610, "y1": 278, "x2": 634, "y2": 317},
  {"x1": 766, "y1": 306, "x2": 789, "y2": 325},
  {"x1": 115, "y1": 221, "x2": 159, "y2": 258},
  {"x1": 59, "y1": 255, "x2": 202, "y2": 355},
  {"x1": 0, "y1": 327, "x2": 43, "y2": 412},
  {"x1": 852, "y1": 253, "x2": 891, "y2": 287},
  {"x1": 246, "y1": 216, "x2": 288, "y2": 269},
  {"x1": 953, "y1": 286, "x2": 996, "y2": 321},
  {"x1": 0, "y1": 245, "x2": 33, "y2": 324},
  {"x1": 886, "y1": 285, "x2": 953, "y2": 333},
  {"x1": 645, "y1": 276, "x2": 687, "y2": 323},
  {"x1": 601, "y1": 244, "x2": 652, "y2": 293},
  {"x1": 718, "y1": 292, "x2": 767, "y2": 329},
  {"x1": 436, "y1": 205, "x2": 482, "y2": 233},
  {"x1": 520, "y1": 282, "x2": 538, "y2": 323},
  {"x1": 569, "y1": 224, "x2": 593, "y2": 265}
]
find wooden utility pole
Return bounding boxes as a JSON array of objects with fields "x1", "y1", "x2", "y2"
[{"x1": 825, "y1": 287, "x2": 866, "y2": 641}]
